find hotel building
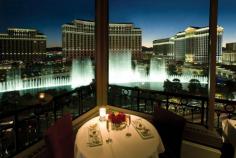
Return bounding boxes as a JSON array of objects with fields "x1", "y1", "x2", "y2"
[
  {"x1": 153, "y1": 26, "x2": 224, "y2": 64},
  {"x1": 216, "y1": 66, "x2": 236, "y2": 80},
  {"x1": 222, "y1": 52, "x2": 236, "y2": 65},
  {"x1": 62, "y1": 19, "x2": 142, "y2": 60},
  {"x1": 153, "y1": 37, "x2": 175, "y2": 60},
  {"x1": 222, "y1": 42, "x2": 236, "y2": 65},
  {"x1": 226, "y1": 42, "x2": 236, "y2": 52},
  {"x1": 0, "y1": 28, "x2": 47, "y2": 63}
]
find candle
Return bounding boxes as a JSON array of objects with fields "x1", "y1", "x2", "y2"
[{"x1": 99, "y1": 107, "x2": 106, "y2": 121}]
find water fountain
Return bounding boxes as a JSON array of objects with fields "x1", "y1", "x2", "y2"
[
  {"x1": 109, "y1": 51, "x2": 137, "y2": 83},
  {"x1": 0, "y1": 59, "x2": 94, "y2": 93},
  {"x1": 109, "y1": 51, "x2": 207, "y2": 83},
  {"x1": 71, "y1": 58, "x2": 94, "y2": 88},
  {"x1": 149, "y1": 57, "x2": 168, "y2": 82},
  {"x1": 0, "y1": 52, "x2": 207, "y2": 93},
  {"x1": 109, "y1": 51, "x2": 207, "y2": 90}
]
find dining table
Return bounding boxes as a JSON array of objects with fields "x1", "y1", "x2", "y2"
[{"x1": 74, "y1": 114, "x2": 165, "y2": 158}]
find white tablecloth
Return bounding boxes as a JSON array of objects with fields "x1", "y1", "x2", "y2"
[
  {"x1": 74, "y1": 115, "x2": 165, "y2": 158},
  {"x1": 222, "y1": 119, "x2": 236, "y2": 158}
]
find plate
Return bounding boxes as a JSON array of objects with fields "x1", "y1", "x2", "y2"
[
  {"x1": 132, "y1": 120, "x2": 153, "y2": 139},
  {"x1": 88, "y1": 127, "x2": 103, "y2": 147}
]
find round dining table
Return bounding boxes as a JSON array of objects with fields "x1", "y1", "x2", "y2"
[{"x1": 74, "y1": 114, "x2": 165, "y2": 158}]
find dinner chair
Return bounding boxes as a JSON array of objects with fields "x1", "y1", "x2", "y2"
[
  {"x1": 152, "y1": 107, "x2": 186, "y2": 158},
  {"x1": 44, "y1": 114, "x2": 74, "y2": 158},
  {"x1": 220, "y1": 143, "x2": 234, "y2": 158}
]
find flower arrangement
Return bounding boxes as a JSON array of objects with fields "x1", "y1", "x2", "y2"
[{"x1": 108, "y1": 112, "x2": 126, "y2": 124}]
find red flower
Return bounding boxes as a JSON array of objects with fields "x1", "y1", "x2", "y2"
[{"x1": 108, "y1": 112, "x2": 126, "y2": 124}]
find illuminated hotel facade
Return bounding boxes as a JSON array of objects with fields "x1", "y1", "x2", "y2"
[
  {"x1": 0, "y1": 28, "x2": 47, "y2": 63},
  {"x1": 222, "y1": 42, "x2": 236, "y2": 65},
  {"x1": 226, "y1": 42, "x2": 236, "y2": 52},
  {"x1": 222, "y1": 52, "x2": 236, "y2": 65},
  {"x1": 62, "y1": 19, "x2": 142, "y2": 60},
  {"x1": 153, "y1": 26, "x2": 224, "y2": 64},
  {"x1": 153, "y1": 37, "x2": 175, "y2": 60}
]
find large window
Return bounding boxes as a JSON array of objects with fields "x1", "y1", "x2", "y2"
[
  {"x1": 0, "y1": 0, "x2": 95, "y2": 110},
  {"x1": 108, "y1": 0, "x2": 212, "y2": 126},
  {"x1": 0, "y1": 0, "x2": 95, "y2": 156},
  {"x1": 214, "y1": 0, "x2": 236, "y2": 129},
  {"x1": 217, "y1": 0, "x2": 236, "y2": 100},
  {"x1": 109, "y1": 0, "x2": 210, "y2": 96}
]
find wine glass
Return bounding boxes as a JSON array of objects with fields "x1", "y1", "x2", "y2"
[
  {"x1": 106, "y1": 120, "x2": 112, "y2": 143},
  {"x1": 126, "y1": 115, "x2": 132, "y2": 137}
]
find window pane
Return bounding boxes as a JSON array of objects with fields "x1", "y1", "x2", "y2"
[
  {"x1": 109, "y1": 0, "x2": 210, "y2": 93},
  {"x1": 0, "y1": 0, "x2": 95, "y2": 106},
  {"x1": 216, "y1": 0, "x2": 236, "y2": 128},
  {"x1": 0, "y1": 0, "x2": 95, "y2": 156},
  {"x1": 218, "y1": 0, "x2": 236, "y2": 100},
  {"x1": 108, "y1": 0, "x2": 211, "y2": 124}
]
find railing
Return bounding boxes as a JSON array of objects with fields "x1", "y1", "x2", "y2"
[
  {"x1": 1, "y1": 84, "x2": 236, "y2": 157},
  {"x1": 0, "y1": 84, "x2": 96, "y2": 158},
  {"x1": 108, "y1": 84, "x2": 236, "y2": 128}
]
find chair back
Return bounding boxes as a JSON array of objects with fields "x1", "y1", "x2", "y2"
[
  {"x1": 153, "y1": 107, "x2": 186, "y2": 158},
  {"x1": 221, "y1": 143, "x2": 234, "y2": 158},
  {"x1": 44, "y1": 114, "x2": 74, "y2": 158}
]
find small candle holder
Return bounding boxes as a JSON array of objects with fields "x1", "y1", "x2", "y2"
[{"x1": 99, "y1": 107, "x2": 106, "y2": 121}]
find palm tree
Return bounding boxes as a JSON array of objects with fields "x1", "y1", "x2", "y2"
[
  {"x1": 163, "y1": 79, "x2": 173, "y2": 92},
  {"x1": 188, "y1": 79, "x2": 201, "y2": 94},
  {"x1": 172, "y1": 78, "x2": 183, "y2": 93}
]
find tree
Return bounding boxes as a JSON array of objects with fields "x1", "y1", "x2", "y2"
[
  {"x1": 188, "y1": 79, "x2": 201, "y2": 94},
  {"x1": 172, "y1": 78, "x2": 180, "y2": 82},
  {"x1": 163, "y1": 79, "x2": 173, "y2": 92},
  {"x1": 172, "y1": 78, "x2": 183, "y2": 93}
]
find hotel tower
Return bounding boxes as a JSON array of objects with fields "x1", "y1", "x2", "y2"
[
  {"x1": 153, "y1": 26, "x2": 224, "y2": 64},
  {"x1": 0, "y1": 28, "x2": 47, "y2": 63},
  {"x1": 62, "y1": 19, "x2": 142, "y2": 60}
]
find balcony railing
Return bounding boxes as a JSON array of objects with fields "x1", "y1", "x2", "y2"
[
  {"x1": 0, "y1": 84, "x2": 235, "y2": 157},
  {"x1": 0, "y1": 85, "x2": 96, "y2": 158},
  {"x1": 108, "y1": 84, "x2": 236, "y2": 128}
]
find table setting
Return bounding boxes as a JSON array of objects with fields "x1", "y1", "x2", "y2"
[
  {"x1": 74, "y1": 108, "x2": 165, "y2": 158},
  {"x1": 132, "y1": 119, "x2": 154, "y2": 139},
  {"x1": 87, "y1": 124, "x2": 103, "y2": 147}
]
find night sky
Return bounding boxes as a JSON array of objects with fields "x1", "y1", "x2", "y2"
[{"x1": 0, "y1": 0, "x2": 235, "y2": 47}]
